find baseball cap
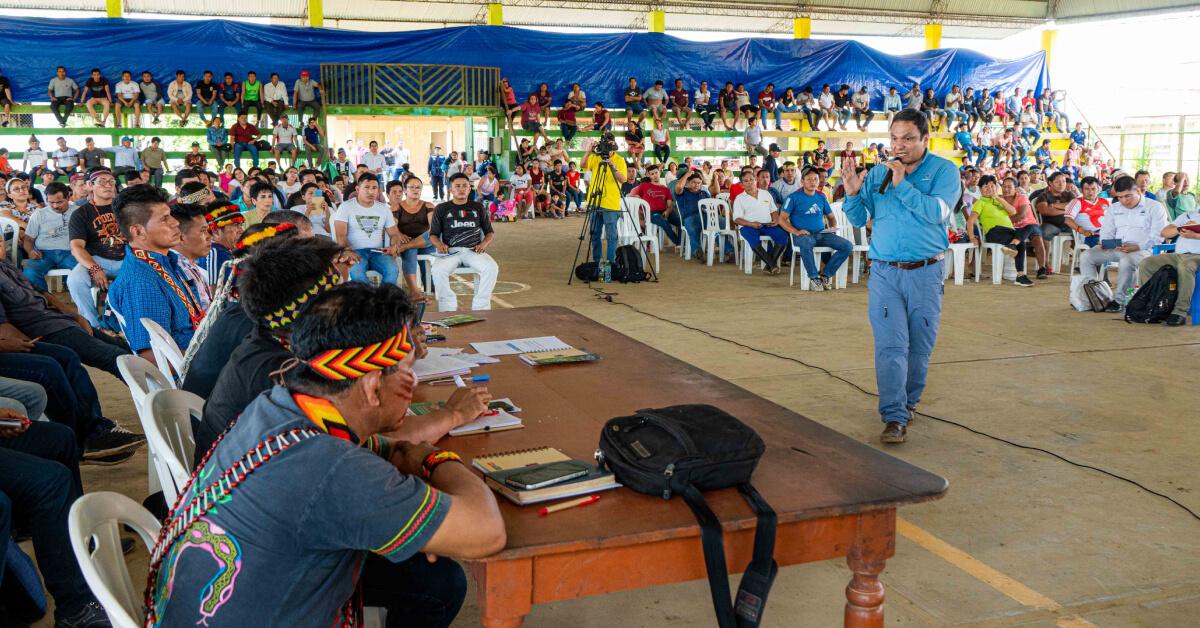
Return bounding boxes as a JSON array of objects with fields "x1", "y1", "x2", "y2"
[
  {"x1": 300, "y1": 70, "x2": 310, "y2": 77},
  {"x1": 191, "y1": 141, "x2": 200, "y2": 147},
  {"x1": 121, "y1": 136, "x2": 133, "y2": 142},
  {"x1": 768, "y1": 143, "x2": 781, "y2": 152}
]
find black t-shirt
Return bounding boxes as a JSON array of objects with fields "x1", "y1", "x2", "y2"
[
  {"x1": 430, "y1": 201, "x2": 492, "y2": 249},
  {"x1": 194, "y1": 79, "x2": 217, "y2": 100},
  {"x1": 0, "y1": 76, "x2": 10, "y2": 100},
  {"x1": 180, "y1": 301, "x2": 253, "y2": 400},
  {"x1": 624, "y1": 87, "x2": 640, "y2": 102},
  {"x1": 195, "y1": 327, "x2": 289, "y2": 466},
  {"x1": 922, "y1": 96, "x2": 938, "y2": 110},
  {"x1": 547, "y1": 171, "x2": 567, "y2": 195},
  {"x1": 834, "y1": 92, "x2": 850, "y2": 107},
  {"x1": 84, "y1": 77, "x2": 109, "y2": 99},
  {"x1": 625, "y1": 127, "x2": 644, "y2": 144},
  {"x1": 68, "y1": 202, "x2": 126, "y2": 261}
]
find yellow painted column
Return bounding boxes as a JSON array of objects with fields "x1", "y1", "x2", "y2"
[
  {"x1": 793, "y1": 16, "x2": 811, "y2": 39},
  {"x1": 1041, "y1": 28, "x2": 1057, "y2": 72},
  {"x1": 106, "y1": 0, "x2": 122, "y2": 17},
  {"x1": 487, "y1": 3, "x2": 503, "y2": 26},
  {"x1": 924, "y1": 23, "x2": 942, "y2": 50},
  {"x1": 648, "y1": 10, "x2": 665, "y2": 33},
  {"x1": 308, "y1": 0, "x2": 324, "y2": 27}
]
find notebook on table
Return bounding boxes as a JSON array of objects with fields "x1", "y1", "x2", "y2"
[
  {"x1": 472, "y1": 446, "x2": 620, "y2": 505},
  {"x1": 519, "y1": 348, "x2": 600, "y2": 366}
]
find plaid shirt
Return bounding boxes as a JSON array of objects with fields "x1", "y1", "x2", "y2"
[{"x1": 108, "y1": 246, "x2": 198, "y2": 353}]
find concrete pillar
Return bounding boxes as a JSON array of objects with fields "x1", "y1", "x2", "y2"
[
  {"x1": 793, "y1": 16, "x2": 811, "y2": 39},
  {"x1": 308, "y1": 0, "x2": 324, "y2": 27},
  {"x1": 648, "y1": 10, "x2": 665, "y2": 33},
  {"x1": 487, "y1": 3, "x2": 503, "y2": 26},
  {"x1": 924, "y1": 23, "x2": 942, "y2": 50},
  {"x1": 1041, "y1": 28, "x2": 1057, "y2": 72},
  {"x1": 106, "y1": 0, "x2": 122, "y2": 18}
]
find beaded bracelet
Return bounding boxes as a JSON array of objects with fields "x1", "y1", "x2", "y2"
[{"x1": 421, "y1": 450, "x2": 463, "y2": 480}]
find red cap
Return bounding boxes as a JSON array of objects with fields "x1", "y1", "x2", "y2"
[{"x1": 300, "y1": 70, "x2": 310, "y2": 77}]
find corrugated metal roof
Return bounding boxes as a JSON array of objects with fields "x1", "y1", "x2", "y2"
[{"x1": 1, "y1": 0, "x2": 1196, "y2": 37}]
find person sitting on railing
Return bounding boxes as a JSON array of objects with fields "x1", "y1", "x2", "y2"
[
  {"x1": 113, "y1": 69, "x2": 141, "y2": 128},
  {"x1": 1070, "y1": 122, "x2": 1087, "y2": 147},
  {"x1": 272, "y1": 116, "x2": 301, "y2": 168},
  {"x1": 532, "y1": 82, "x2": 552, "y2": 128},
  {"x1": 1050, "y1": 89, "x2": 1070, "y2": 132},
  {"x1": 797, "y1": 85, "x2": 818, "y2": 131},
  {"x1": 584, "y1": 101, "x2": 611, "y2": 132},
  {"x1": 499, "y1": 77, "x2": 520, "y2": 128},
  {"x1": 774, "y1": 87, "x2": 798, "y2": 131},
  {"x1": 669, "y1": 78, "x2": 692, "y2": 130},
  {"x1": 80, "y1": 68, "x2": 112, "y2": 128},
  {"x1": 47, "y1": 137, "x2": 80, "y2": 180},
  {"x1": 954, "y1": 123, "x2": 985, "y2": 167},
  {"x1": 231, "y1": 113, "x2": 262, "y2": 168},
  {"x1": 625, "y1": 120, "x2": 646, "y2": 165},
  {"x1": 734, "y1": 82, "x2": 756, "y2": 126},
  {"x1": 903, "y1": 84, "x2": 922, "y2": 111},
  {"x1": 812, "y1": 140, "x2": 832, "y2": 177},
  {"x1": 241, "y1": 70, "x2": 264, "y2": 127},
  {"x1": 217, "y1": 72, "x2": 242, "y2": 126},
  {"x1": 558, "y1": 96, "x2": 579, "y2": 143},
  {"x1": 1034, "y1": 139, "x2": 1053, "y2": 169},
  {"x1": 817, "y1": 84, "x2": 836, "y2": 131},
  {"x1": 166, "y1": 69, "x2": 193, "y2": 127},
  {"x1": 833, "y1": 84, "x2": 852, "y2": 131},
  {"x1": 757, "y1": 83, "x2": 778, "y2": 130},
  {"x1": 851, "y1": 85, "x2": 874, "y2": 131},
  {"x1": 1019, "y1": 105, "x2": 1041, "y2": 147},
  {"x1": 880, "y1": 86, "x2": 901, "y2": 125},
  {"x1": 643, "y1": 79, "x2": 668, "y2": 127},
  {"x1": 744, "y1": 115, "x2": 768, "y2": 157},
  {"x1": 718, "y1": 81, "x2": 739, "y2": 131},
  {"x1": 293, "y1": 69, "x2": 323, "y2": 126},
  {"x1": 692, "y1": 81, "x2": 715, "y2": 131},
  {"x1": 263, "y1": 72, "x2": 289, "y2": 127},
  {"x1": 47, "y1": 66, "x2": 78, "y2": 128},
  {"x1": 0, "y1": 68, "x2": 12, "y2": 128},
  {"x1": 921, "y1": 88, "x2": 942, "y2": 132},
  {"x1": 518, "y1": 93, "x2": 549, "y2": 148}
]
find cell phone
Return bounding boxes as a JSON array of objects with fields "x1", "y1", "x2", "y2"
[
  {"x1": 504, "y1": 461, "x2": 591, "y2": 491},
  {"x1": 0, "y1": 418, "x2": 29, "y2": 428},
  {"x1": 314, "y1": 189, "x2": 323, "y2": 198},
  {"x1": 1100, "y1": 239, "x2": 1123, "y2": 250}
]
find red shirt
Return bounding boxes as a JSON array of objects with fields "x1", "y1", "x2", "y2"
[
  {"x1": 566, "y1": 171, "x2": 581, "y2": 188},
  {"x1": 520, "y1": 102, "x2": 540, "y2": 125},
  {"x1": 557, "y1": 106, "x2": 576, "y2": 124},
  {"x1": 758, "y1": 90, "x2": 776, "y2": 108},
  {"x1": 671, "y1": 89, "x2": 688, "y2": 107},
  {"x1": 729, "y1": 183, "x2": 745, "y2": 204},
  {"x1": 230, "y1": 123, "x2": 260, "y2": 144},
  {"x1": 632, "y1": 181, "x2": 672, "y2": 212},
  {"x1": 593, "y1": 109, "x2": 610, "y2": 127}
]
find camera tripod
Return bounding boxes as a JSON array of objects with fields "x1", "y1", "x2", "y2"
[{"x1": 567, "y1": 156, "x2": 659, "y2": 285}]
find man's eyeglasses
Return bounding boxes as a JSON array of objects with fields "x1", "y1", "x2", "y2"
[{"x1": 92, "y1": 178, "x2": 117, "y2": 186}]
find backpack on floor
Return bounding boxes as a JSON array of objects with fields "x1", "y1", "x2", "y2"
[
  {"x1": 1124, "y1": 265, "x2": 1178, "y2": 323},
  {"x1": 598, "y1": 405, "x2": 776, "y2": 628},
  {"x1": 612, "y1": 244, "x2": 649, "y2": 283},
  {"x1": 574, "y1": 261, "x2": 599, "y2": 282}
]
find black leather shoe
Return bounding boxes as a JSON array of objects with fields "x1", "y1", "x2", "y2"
[
  {"x1": 880, "y1": 422, "x2": 907, "y2": 444},
  {"x1": 1165, "y1": 314, "x2": 1187, "y2": 326},
  {"x1": 1104, "y1": 301, "x2": 1123, "y2": 313}
]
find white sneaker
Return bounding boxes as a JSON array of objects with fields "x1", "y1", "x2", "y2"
[{"x1": 808, "y1": 279, "x2": 825, "y2": 292}]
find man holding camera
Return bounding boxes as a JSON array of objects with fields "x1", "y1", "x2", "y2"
[{"x1": 581, "y1": 134, "x2": 628, "y2": 265}]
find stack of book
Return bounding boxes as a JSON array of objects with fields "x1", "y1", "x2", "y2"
[{"x1": 472, "y1": 447, "x2": 620, "y2": 505}]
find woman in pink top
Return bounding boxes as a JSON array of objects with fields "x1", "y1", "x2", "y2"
[{"x1": 1002, "y1": 176, "x2": 1049, "y2": 277}]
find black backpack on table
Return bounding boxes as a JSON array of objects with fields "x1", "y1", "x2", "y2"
[
  {"x1": 597, "y1": 405, "x2": 776, "y2": 628},
  {"x1": 1125, "y1": 265, "x2": 1178, "y2": 323}
]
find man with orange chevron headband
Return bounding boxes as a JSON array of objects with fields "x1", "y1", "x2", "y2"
[{"x1": 149, "y1": 282, "x2": 505, "y2": 628}]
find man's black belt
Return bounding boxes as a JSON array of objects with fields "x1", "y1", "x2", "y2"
[{"x1": 880, "y1": 253, "x2": 945, "y2": 270}]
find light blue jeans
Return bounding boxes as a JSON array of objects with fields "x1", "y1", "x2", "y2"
[
  {"x1": 350, "y1": 248, "x2": 399, "y2": 285},
  {"x1": 792, "y1": 232, "x2": 852, "y2": 280},
  {"x1": 868, "y1": 259, "x2": 944, "y2": 425},
  {"x1": 66, "y1": 256, "x2": 122, "y2": 327},
  {"x1": 399, "y1": 233, "x2": 435, "y2": 275},
  {"x1": 22, "y1": 249, "x2": 77, "y2": 291},
  {"x1": 0, "y1": 377, "x2": 47, "y2": 420}
]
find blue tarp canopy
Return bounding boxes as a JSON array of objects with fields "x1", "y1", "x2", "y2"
[{"x1": 0, "y1": 18, "x2": 1048, "y2": 105}]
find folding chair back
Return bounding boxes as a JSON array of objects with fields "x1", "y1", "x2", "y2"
[
  {"x1": 68, "y1": 492, "x2": 161, "y2": 628},
  {"x1": 144, "y1": 388, "x2": 201, "y2": 505},
  {"x1": 140, "y1": 318, "x2": 185, "y2": 384}
]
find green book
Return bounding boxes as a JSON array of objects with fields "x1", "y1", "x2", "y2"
[
  {"x1": 430, "y1": 314, "x2": 485, "y2": 327},
  {"x1": 519, "y1": 348, "x2": 600, "y2": 366}
]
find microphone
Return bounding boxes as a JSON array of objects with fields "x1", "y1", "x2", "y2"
[{"x1": 878, "y1": 157, "x2": 900, "y2": 195}]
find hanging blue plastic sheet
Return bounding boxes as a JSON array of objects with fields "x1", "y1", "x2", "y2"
[{"x1": 0, "y1": 18, "x2": 1048, "y2": 105}]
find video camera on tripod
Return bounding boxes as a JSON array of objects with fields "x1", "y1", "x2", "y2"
[{"x1": 590, "y1": 131, "x2": 620, "y2": 159}]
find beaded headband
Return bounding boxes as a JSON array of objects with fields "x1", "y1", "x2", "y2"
[
  {"x1": 261, "y1": 266, "x2": 342, "y2": 331},
  {"x1": 306, "y1": 325, "x2": 413, "y2": 381},
  {"x1": 205, "y1": 204, "x2": 245, "y2": 232},
  {"x1": 177, "y1": 188, "x2": 210, "y2": 204},
  {"x1": 235, "y1": 223, "x2": 297, "y2": 254}
]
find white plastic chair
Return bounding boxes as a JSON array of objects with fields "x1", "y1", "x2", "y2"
[
  {"x1": 789, "y1": 205, "x2": 849, "y2": 289},
  {"x1": 144, "y1": 388, "x2": 201, "y2": 506},
  {"x1": 617, "y1": 197, "x2": 660, "y2": 273},
  {"x1": 116, "y1": 354, "x2": 173, "y2": 496},
  {"x1": 947, "y1": 242, "x2": 980, "y2": 285},
  {"x1": 1050, "y1": 233, "x2": 1073, "y2": 273},
  {"x1": 699, "y1": 199, "x2": 737, "y2": 266},
  {"x1": 68, "y1": 492, "x2": 162, "y2": 628},
  {"x1": 1067, "y1": 230, "x2": 1092, "y2": 275},
  {"x1": 978, "y1": 239, "x2": 1010, "y2": 285},
  {"x1": 741, "y1": 235, "x2": 775, "y2": 274},
  {"x1": 140, "y1": 318, "x2": 185, "y2": 384},
  {"x1": 846, "y1": 222, "x2": 872, "y2": 284},
  {"x1": 0, "y1": 217, "x2": 20, "y2": 265},
  {"x1": 46, "y1": 267, "x2": 71, "y2": 292}
]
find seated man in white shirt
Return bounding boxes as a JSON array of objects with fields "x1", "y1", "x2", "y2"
[
  {"x1": 429, "y1": 173, "x2": 498, "y2": 312},
  {"x1": 1137, "y1": 207, "x2": 1200, "y2": 326},
  {"x1": 731, "y1": 169, "x2": 788, "y2": 274},
  {"x1": 1080, "y1": 175, "x2": 1169, "y2": 312}
]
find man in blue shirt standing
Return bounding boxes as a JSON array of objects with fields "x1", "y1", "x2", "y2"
[
  {"x1": 108, "y1": 185, "x2": 204, "y2": 367},
  {"x1": 780, "y1": 167, "x2": 853, "y2": 291},
  {"x1": 840, "y1": 109, "x2": 961, "y2": 444}
]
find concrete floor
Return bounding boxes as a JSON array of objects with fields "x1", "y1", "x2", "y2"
[{"x1": 56, "y1": 213, "x2": 1200, "y2": 627}]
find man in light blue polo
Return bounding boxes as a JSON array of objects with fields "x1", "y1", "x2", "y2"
[{"x1": 840, "y1": 109, "x2": 961, "y2": 444}]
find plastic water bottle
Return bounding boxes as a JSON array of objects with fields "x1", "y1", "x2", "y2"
[{"x1": 602, "y1": 261, "x2": 612, "y2": 283}]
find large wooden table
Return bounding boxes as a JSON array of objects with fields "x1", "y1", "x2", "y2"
[{"x1": 421, "y1": 306, "x2": 947, "y2": 627}]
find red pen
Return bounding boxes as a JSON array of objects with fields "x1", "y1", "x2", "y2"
[{"x1": 538, "y1": 494, "x2": 601, "y2": 516}]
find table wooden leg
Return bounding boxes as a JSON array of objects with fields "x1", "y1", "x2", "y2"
[
  {"x1": 843, "y1": 509, "x2": 897, "y2": 628},
  {"x1": 470, "y1": 558, "x2": 533, "y2": 628}
]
